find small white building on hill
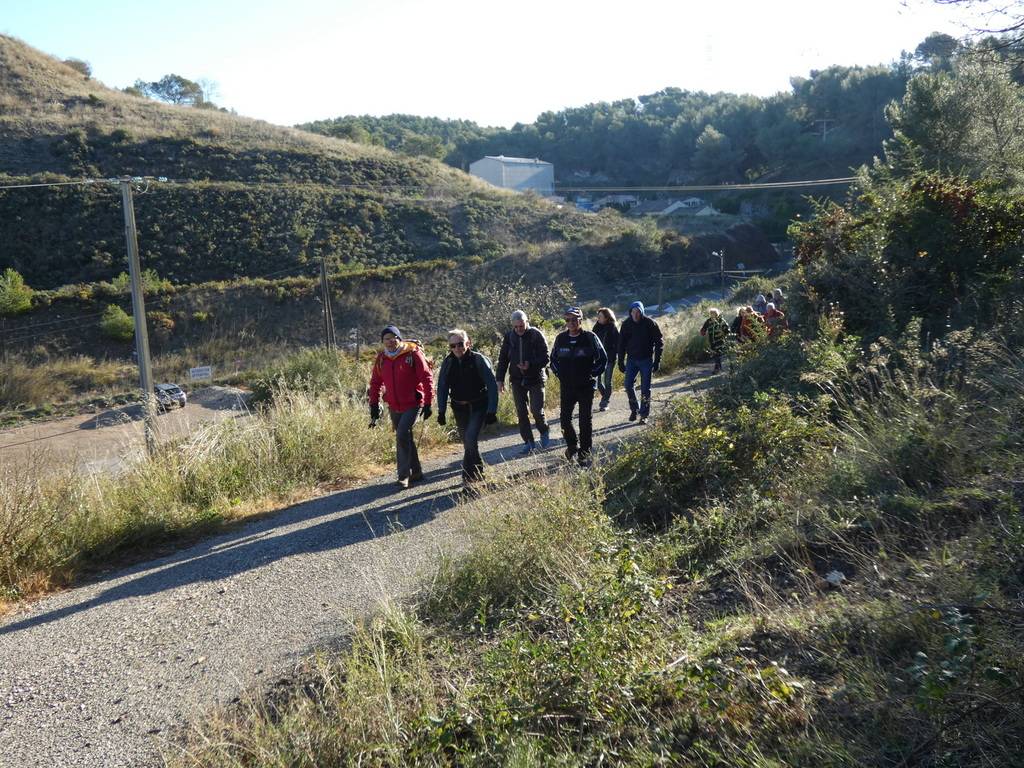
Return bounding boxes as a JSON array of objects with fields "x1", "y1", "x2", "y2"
[{"x1": 469, "y1": 155, "x2": 554, "y2": 194}]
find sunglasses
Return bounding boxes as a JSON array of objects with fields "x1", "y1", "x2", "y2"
[{"x1": 449, "y1": 341, "x2": 466, "y2": 348}]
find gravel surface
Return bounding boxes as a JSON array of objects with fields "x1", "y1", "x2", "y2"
[
  {"x1": 0, "y1": 386, "x2": 249, "y2": 477},
  {"x1": 0, "y1": 367, "x2": 710, "y2": 768}
]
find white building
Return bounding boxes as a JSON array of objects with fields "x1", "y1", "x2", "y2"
[{"x1": 469, "y1": 155, "x2": 554, "y2": 194}]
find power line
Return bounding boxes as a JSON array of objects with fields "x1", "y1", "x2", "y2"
[
  {"x1": 556, "y1": 177, "x2": 857, "y2": 193},
  {"x1": 0, "y1": 178, "x2": 107, "y2": 191}
]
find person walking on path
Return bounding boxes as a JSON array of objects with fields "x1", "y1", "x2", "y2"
[
  {"x1": 753, "y1": 293, "x2": 768, "y2": 316},
  {"x1": 435, "y1": 329, "x2": 498, "y2": 493},
  {"x1": 700, "y1": 308, "x2": 731, "y2": 373},
  {"x1": 496, "y1": 310, "x2": 552, "y2": 455},
  {"x1": 368, "y1": 325, "x2": 434, "y2": 489},
  {"x1": 550, "y1": 306, "x2": 608, "y2": 467},
  {"x1": 616, "y1": 300, "x2": 663, "y2": 425},
  {"x1": 592, "y1": 307, "x2": 619, "y2": 412},
  {"x1": 764, "y1": 302, "x2": 788, "y2": 337}
]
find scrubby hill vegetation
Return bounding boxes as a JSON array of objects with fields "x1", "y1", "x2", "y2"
[{"x1": 172, "y1": 43, "x2": 1024, "y2": 766}]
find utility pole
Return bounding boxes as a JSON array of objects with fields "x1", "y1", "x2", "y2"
[
  {"x1": 813, "y1": 118, "x2": 835, "y2": 144},
  {"x1": 716, "y1": 251, "x2": 726, "y2": 301},
  {"x1": 120, "y1": 178, "x2": 157, "y2": 456},
  {"x1": 320, "y1": 257, "x2": 336, "y2": 350}
]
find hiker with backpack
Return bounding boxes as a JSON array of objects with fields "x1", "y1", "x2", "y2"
[
  {"x1": 592, "y1": 307, "x2": 619, "y2": 412},
  {"x1": 367, "y1": 325, "x2": 434, "y2": 489},
  {"x1": 700, "y1": 307, "x2": 731, "y2": 373},
  {"x1": 495, "y1": 310, "x2": 552, "y2": 455},
  {"x1": 550, "y1": 306, "x2": 608, "y2": 467},
  {"x1": 616, "y1": 301, "x2": 663, "y2": 425},
  {"x1": 435, "y1": 328, "x2": 499, "y2": 494}
]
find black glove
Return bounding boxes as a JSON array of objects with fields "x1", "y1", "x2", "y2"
[
  {"x1": 369, "y1": 403, "x2": 381, "y2": 428},
  {"x1": 437, "y1": 412, "x2": 446, "y2": 426},
  {"x1": 421, "y1": 405, "x2": 432, "y2": 421},
  {"x1": 652, "y1": 358, "x2": 661, "y2": 373},
  {"x1": 484, "y1": 412, "x2": 498, "y2": 425},
  {"x1": 617, "y1": 358, "x2": 626, "y2": 373}
]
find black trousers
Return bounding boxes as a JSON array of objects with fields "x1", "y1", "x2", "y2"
[
  {"x1": 559, "y1": 383, "x2": 595, "y2": 455},
  {"x1": 452, "y1": 403, "x2": 486, "y2": 482}
]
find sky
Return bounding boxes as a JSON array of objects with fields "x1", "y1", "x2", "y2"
[{"x1": 1, "y1": 0, "x2": 987, "y2": 129}]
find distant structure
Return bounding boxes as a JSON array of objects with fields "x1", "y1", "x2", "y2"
[{"x1": 469, "y1": 155, "x2": 554, "y2": 195}]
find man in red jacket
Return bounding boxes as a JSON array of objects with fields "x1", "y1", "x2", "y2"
[{"x1": 368, "y1": 325, "x2": 434, "y2": 489}]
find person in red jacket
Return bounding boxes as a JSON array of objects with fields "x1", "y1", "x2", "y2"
[{"x1": 368, "y1": 325, "x2": 434, "y2": 489}]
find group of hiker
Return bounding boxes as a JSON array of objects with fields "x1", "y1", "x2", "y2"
[
  {"x1": 699, "y1": 288, "x2": 788, "y2": 372},
  {"x1": 366, "y1": 302, "x2": 664, "y2": 493}
]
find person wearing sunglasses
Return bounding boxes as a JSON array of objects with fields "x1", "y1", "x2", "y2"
[
  {"x1": 435, "y1": 329, "x2": 499, "y2": 494},
  {"x1": 549, "y1": 306, "x2": 608, "y2": 467},
  {"x1": 368, "y1": 325, "x2": 434, "y2": 489}
]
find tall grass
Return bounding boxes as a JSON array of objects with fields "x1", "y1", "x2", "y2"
[
  {"x1": 0, "y1": 388, "x2": 450, "y2": 601},
  {"x1": 175, "y1": 325, "x2": 1024, "y2": 767}
]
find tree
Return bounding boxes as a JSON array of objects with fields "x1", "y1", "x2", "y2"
[
  {"x1": 886, "y1": 54, "x2": 1024, "y2": 186},
  {"x1": 914, "y1": 32, "x2": 960, "y2": 70},
  {"x1": 692, "y1": 125, "x2": 744, "y2": 182},
  {"x1": 100, "y1": 305, "x2": 135, "y2": 342},
  {"x1": 133, "y1": 74, "x2": 205, "y2": 106},
  {"x1": 63, "y1": 58, "x2": 92, "y2": 77},
  {"x1": 0, "y1": 269, "x2": 33, "y2": 316}
]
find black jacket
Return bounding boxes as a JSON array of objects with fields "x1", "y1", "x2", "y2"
[
  {"x1": 617, "y1": 315, "x2": 664, "y2": 364},
  {"x1": 437, "y1": 350, "x2": 499, "y2": 416},
  {"x1": 592, "y1": 321, "x2": 619, "y2": 365},
  {"x1": 550, "y1": 330, "x2": 608, "y2": 389},
  {"x1": 496, "y1": 327, "x2": 550, "y2": 386}
]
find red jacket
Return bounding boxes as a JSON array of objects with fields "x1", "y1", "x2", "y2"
[{"x1": 368, "y1": 342, "x2": 434, "y2": 412}]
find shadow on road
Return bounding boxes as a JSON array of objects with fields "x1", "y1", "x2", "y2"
[{"x1": 1, "y1": 367, "x2": 709, "y2": 637}]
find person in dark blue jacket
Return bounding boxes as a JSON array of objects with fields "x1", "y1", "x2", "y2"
[
  {"x1": 550, "y1": 306, "x2": 607, "y2": 467},
  {"x1": 436, "y1": 329, "x2": 499, "y2": 491},
  {"x1": 616, "y1": 300, "x2": 663, "y2": 425}
]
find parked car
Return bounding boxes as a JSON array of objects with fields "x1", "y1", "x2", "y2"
[{"x1": 154, "y1": 383, "x2": 187, "y2": 410}]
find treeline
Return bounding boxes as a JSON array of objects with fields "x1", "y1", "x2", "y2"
[{"x1": 299, "y1": 34, "x2": 1024, "y2": 186}]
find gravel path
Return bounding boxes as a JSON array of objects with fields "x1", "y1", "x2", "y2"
[{"x1": 0, "y1": 367, "x2": 711, "y2": 768}]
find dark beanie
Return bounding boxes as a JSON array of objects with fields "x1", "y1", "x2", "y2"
[{"x1": 381, "y1": 325, "x2": 402, "y2": 340}]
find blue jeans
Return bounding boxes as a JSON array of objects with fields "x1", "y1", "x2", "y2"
[
  {"x1": 624, "y1": 358, "x2": 653, "y2": 417},
  {"x1": 597, "y1": 360, "x2": 614, "y2": 406}
]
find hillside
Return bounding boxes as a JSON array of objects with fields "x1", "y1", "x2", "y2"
[{"x1": 0, "y1": 34, "x2": 776, "y2": 392}]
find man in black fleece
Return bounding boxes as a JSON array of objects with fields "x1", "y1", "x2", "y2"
[
  {"x1": 550, "y1": 306, "x2": 608, "y2": 467},
  {"x1": 436, "y1": 329, "x2": 499, "y2": 490},
  {"x1": 495, "y1": 310, "x2": 551, "y2": 455},
  {"x1": 616, "y1": 300, "x2": 663, "y2": 425}
]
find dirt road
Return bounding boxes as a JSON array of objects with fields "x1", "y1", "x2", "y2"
[{"x1": 0, "y1": 387, "x2": 249, "y2": 475}]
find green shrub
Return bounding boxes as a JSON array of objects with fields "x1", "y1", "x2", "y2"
[
  {"x1": 0, "y1": 268, "x2": 34, "y2": 316},
  {"x1": 99, "y1": 304, "x2": 134, "y2": 341}
]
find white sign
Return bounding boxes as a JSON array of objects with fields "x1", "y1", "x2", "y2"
[{"x1": 189, "y1": 365, "x2": 213, "y2": 381}]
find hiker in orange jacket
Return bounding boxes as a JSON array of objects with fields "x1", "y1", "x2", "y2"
[{"x1": 368, "y1": 325, "x2": 434, "y2": 489}]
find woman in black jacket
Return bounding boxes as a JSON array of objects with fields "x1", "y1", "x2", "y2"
[{"x1": 592, "y1": 307, "x2": 619, "y2": 411}]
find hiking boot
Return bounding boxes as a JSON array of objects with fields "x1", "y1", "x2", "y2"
[
  {"x1": 518, "y1": 442, "x2": 537, "y2": 456},
  {"x1": 410, "y1": 471, "x2": 424, "y2": 483},
  {"x1": 598, "y1": 401, "x2": 609, "y2": 412},
  {"x1": 396, "y1": 477, "x2": 410, "y2": 489},
  {"x1": 564, "y1": 445, "x2": 578, "y2": 461},
  {"x1": 628, "y1": 410, "x2": 638, "y2": 422},
  {"x1": 539, "y1": 431, "x2": 552, "y2": 449},
  {"x1": 577, "y1": 452, "x2": 592, "y2": 468},
  {"x1": 639, "y1": 416, "x2": 649, "y2": 425}
]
